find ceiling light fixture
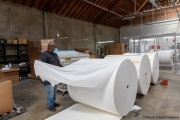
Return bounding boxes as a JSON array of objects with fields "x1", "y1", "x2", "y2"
[{"x1": 97, "y1": 41, "x2": 114, "y2": 44}]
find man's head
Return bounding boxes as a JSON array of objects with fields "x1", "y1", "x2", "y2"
[{"x1": 48, "y1": 42, "x2": 56, "y2": 52}]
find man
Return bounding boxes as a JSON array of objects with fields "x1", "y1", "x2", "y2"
[{"x1": 40, "y1": 42, "x2": 63, "y2": 112}]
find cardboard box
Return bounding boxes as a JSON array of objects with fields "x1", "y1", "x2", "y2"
[
  {"x1": 18, "y1": 38, "x2": 28, "y2": 44},
  {"x1": 40, "y1": 39, "x2": 54, "y2": 52},
  {"x1": 90, "y1": 54, "x2": 102, "y2": 58},
  {"x1": 28, "y1": 39, "x2": 54, "y2": 76},
  {"x1": 75, "y1": 48, "x2": 90, "y2": 54},
  {"x1": 0, "y1": 80, "x2": 14, "y2": 115},
  {"x1": 104, "y1": 44, "x2": 125, "y2": 55},
  {"x1": 28, "y1": 40, "x2": 42, "y2": 76},
  {"x1": 0, "y1": 68, "x2": 20, "y2": 83},
  {"x1": 84, "y1": 50, "x2": 89, "y2": 54},
  {"x1": 12, "y1": 38, "x2": 18, "y2": 44},
  {"x1": 6, "y1": 39, "x2": 13, "y2": 44}
]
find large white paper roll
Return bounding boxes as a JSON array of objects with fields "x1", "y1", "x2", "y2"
[
  {"x1": 68, "y1": 59, "x2": 138, "y2": 116},
  {"x1": 34, "y1": 59, "x2": 138, "y2": 117},
  {"x1": 158, "y1": 50, "x2": 173, "y2": 65},
  {"x1": 105, "y1": 54, "x2": 151, "y2": 95},
  {"x1": 146, "y1": 52, "x2": 159, "y2": 84}
]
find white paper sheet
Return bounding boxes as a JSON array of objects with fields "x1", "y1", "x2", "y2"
[
  {"x1": 34, "y1": 59, "x2": 138, "y2": 118},
  {"x1": 34, "y1": 59, "x2": 121, "y2": 88},
  {"x1": 45, "y1": 104, "x2": 123, "y2": 120},
  {"x1": 56, "y1": 50, "x2": 89, "y2": 59},
  {"x1": 105, "y1": 54, "x2": 151, "y2": 95}
]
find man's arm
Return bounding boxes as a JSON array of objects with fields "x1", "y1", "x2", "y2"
[
  {"x1": 40, "y1": 53, "x2": 47, "y2": 63},
  {"x1": 55, "y1": 53, "x2": 63, "y2": 67},
  {"x1": 58, "y1": 60, "x2": 64, "y2": 67}
]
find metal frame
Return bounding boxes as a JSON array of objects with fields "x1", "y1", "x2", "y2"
[{"x1": 127, "y1": 32, "x2": 180, "y2": 74}]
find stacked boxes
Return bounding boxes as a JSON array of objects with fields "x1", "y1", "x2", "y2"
[
  {"x1": 6, "y1": 39, "x2": 13, "y2": 44},
  {"x1": 6, "y1": 38, "x2": 28, "y2": 44},
  {"x1": 104, "y1": 43, "x2": 125, "y2": 55},
  {"x1": 18, "y1": 38, "x2": 28, "y2": 44},
  {"x1": 12, "y1": 38, "x2": 18, "y2": 44},
  {"x1": 40, "y1": 39, "x2": 54, "y2": 52},
  {"x1": 28, "y1": 39, "x2": 54, "y2": 77}
]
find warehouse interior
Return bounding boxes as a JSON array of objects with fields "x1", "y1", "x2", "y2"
[{"x1": 0, "y1": 0, "x2": 180, "y2": 120}]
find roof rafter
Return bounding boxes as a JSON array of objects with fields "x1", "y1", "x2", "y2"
[
  {"x1": 137, "y1": 0, "x2": 148, "y2": 12},
  {"x1": 46, "y1": 0, "x2": 75, "y2": 11},
  {"x1": 130, "y1": 0, "x2": 140, "y2": 7}
]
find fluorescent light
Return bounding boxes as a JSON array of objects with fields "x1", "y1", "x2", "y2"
[
  {"x1": 130, "y1": 39, "x2": 139, "y2": 42},
  {"x1": 56, "y1": 37, "x2": 68, "y2": 39},
  {"x1": 142, "y1": 38, "x2": 155, "y2": 41},
  {"x1": 130, "y1": 38, "x2": 155, "y2": 42},
  {"x1": 97, "y1": 41, "x2": 114, "y2": 44}
]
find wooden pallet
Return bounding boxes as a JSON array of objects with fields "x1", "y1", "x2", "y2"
[
  {"x1": 0, "y1": 104, "x2": 26, "y2": 120},
  {"x1": 0, "y1": 110, "x2": 18, "y2": 120}
]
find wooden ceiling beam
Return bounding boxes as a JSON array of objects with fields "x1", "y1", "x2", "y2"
[
  {"x1": 61, "y1": 1, "x2": 73, "y2": 15},
  {"x1": 82, "y1": 0, "x2": 123, "y2": 18},
  {"x1": 46, "y1": 0, "x2": 75, "y2": 11},
  {"x1": 51, "y1": 0, "x2": 61, "y2": 12},
  {"x1": 94, "y1": 0, "x2": 123, "y2": 23},
  {"x1": 43, "y1": 0, "x2": 53, "y2": 11},
  {"x1": 130, "y1": 0, "x2": 140, "y2": 7},
  {"x1": 99, "y1": 16, "x2": 121, "y2": 22},
  {"x1": 66, "y1": 0, "x2": 79, "y2": 16},
  {"x1": 137, "y1": 0, "x2": 148, "y2": 12},
  {"x1": 116, "y1": 7, "x2": 132, "y2": 14},
  {"x1": 30, "y1": 0, "x2": 36, "y2": 8},
  {"x1": 22, "y1": 0, "x2": 26, "y2": 5},
  {"x1": 55, "y1": 0, "x2": 76, "y2": 15},
  {"x1": 38, "y1": 0, "x2": 43, "y2": 9},
  {"x1": 13, "y1": 0, "x2": 17, "y2": 4},
  {"x1": 90, "y1": 0, "x2": 110, "y2": 22},
  {"x1": 68, "y1": 0, "x2": 80, "y2": 17},
  {"x1": 80, "y1": 0, "x2": 96, "y2": 20}
]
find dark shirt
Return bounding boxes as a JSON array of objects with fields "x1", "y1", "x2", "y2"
[
  {"x1": 40, "y1": 50, "x2": 63, "y2": 85},
  {"x1": 41, "y1": 50, "x2": 61, "y2": 66}
]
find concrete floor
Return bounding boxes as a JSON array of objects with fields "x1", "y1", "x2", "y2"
[{"x1": 10, "y1": 70, "x2": 180, "y2": 120}]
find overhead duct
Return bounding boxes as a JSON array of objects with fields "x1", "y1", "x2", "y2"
[{"x1": 149, "y1": 0, "x2": 161, "y2": 9}]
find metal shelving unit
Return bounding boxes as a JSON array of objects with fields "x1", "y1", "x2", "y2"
[{"x1": 0, "y1": 40, "x2": 30, "y2": 77}]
